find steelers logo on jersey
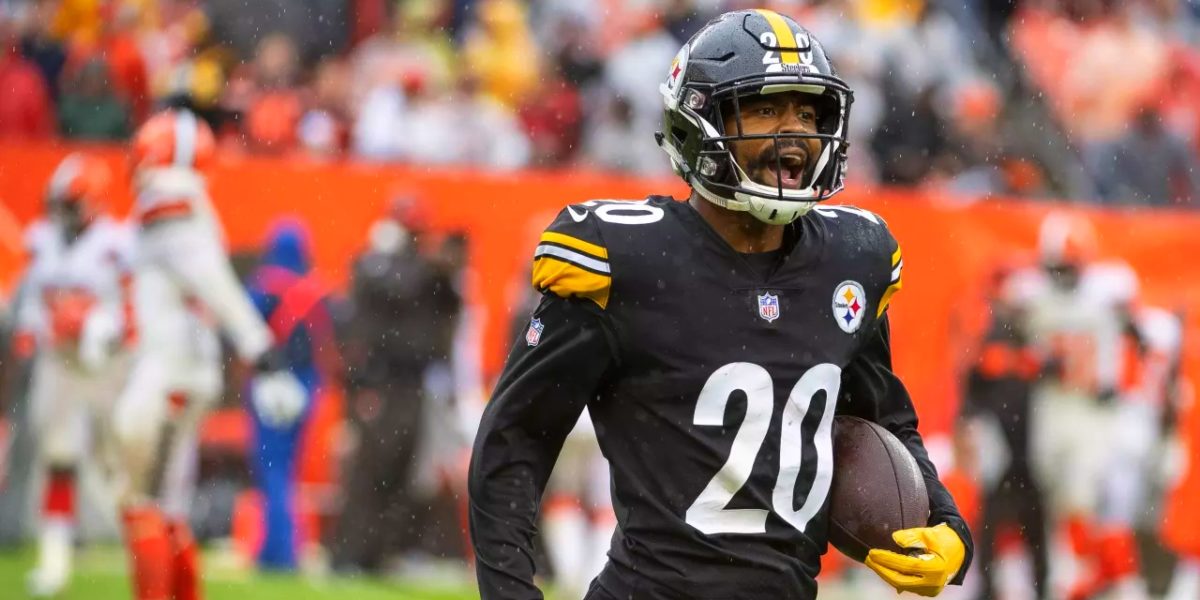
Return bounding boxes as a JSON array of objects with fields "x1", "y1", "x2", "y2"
[{"x1": 832, "y1": 281, "x2": 867, "y2": 333}]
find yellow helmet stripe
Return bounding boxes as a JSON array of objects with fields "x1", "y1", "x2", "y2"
[
  {"x1": 755, "y1": 9, "x2": 800, "y2": 65},
  {"x1": 539, "y1": 231, "x2": 609, "y2": 260}
]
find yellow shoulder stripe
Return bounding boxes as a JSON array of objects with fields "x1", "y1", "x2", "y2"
[
  {"x1": 756, "y1": 9, "x2": 801, "y2": 65},
  {"x1": 532, "y1": 256, "x2": 611, "y2": 309},
  {"x1": 877, "y1": 279, "x2": 902, "y2": 318},
  {"x1": 540, "y1": 231, "x2": 608, "y2": 260},
  {"x1": 880, "y1": 245, "x2": 903, "y2": 317}
]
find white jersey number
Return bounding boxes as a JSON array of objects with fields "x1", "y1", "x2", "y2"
[
  {"x1": 685, "y1": 362, "x2": 841, "y2": 535},
  {"x1": 580, "y1": 199, "x2": 665, "y2": 225}
]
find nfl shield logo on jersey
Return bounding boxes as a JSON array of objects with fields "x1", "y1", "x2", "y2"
[
  {"x1": 757, "y1": 293, "x2": 781, "y2": 323},
  {"x1": 526, "y1": 318, "x2": 544, "y2": 346}
]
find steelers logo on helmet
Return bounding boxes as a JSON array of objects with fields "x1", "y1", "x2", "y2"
[
  {"x1": 656, "y1": 9, "x2": 853, "y2": 226},
  {"x1": 832, "y1": 281, "x2": 867, "y2": 334},
  {"x1": 664, "y1": 42, "x2": 690, "y2": 102}
]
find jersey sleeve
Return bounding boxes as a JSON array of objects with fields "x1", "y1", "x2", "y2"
[
  {"x1": 530, "y1": 205, "x2": 612, "y2": 310},
  {"x1": 468, "y1": 293, "x2": 616, "y2": 599},
  {"x1": 837, "y1": 316, "x2": 974, "y2": 585},
  {"x1": 876, "y1": 225, "x2": 903, "y2": 318}
]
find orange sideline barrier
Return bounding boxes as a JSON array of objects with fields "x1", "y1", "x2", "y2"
[{"x1": 2, "y1": 141, "x2": 1199, "y2": 435}]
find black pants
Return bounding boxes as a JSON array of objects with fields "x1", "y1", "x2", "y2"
[
  {"x1": 975, "y1": 471, "x2": 1050, "y2": 600},
  {"x1": 331, "y1": 378, "x2": 425, "y2": 572}
]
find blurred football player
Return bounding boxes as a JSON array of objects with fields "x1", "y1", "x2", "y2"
[
  {"x1": 11, "y1": 154, "x2": 135, "y2": 597},
  {"x1": 959, "y1": 278, "x2": 1049, "y2": 600},
  {"x1": 113, "y1": 108, "x2": 303, "y2": 600},
  {"x1": 1161, "y1": 362, "x2": 1199, "y2": 600},
  {"x1": 469, "y1": 10, "x2": 972, "y2": 600},
  {"x1": 1004, "y1": 212, "x2": 1147, "y2": 599},
  {"x1": 541, "y1": 412, "x2": 616, "y2": 600}
]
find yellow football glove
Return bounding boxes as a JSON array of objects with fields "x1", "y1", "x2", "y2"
[{"x1": 864, "y1": 523, "x2": 965, "y2": 597}]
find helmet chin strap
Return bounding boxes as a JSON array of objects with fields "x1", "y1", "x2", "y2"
[{"x1": 691, "y1": 176, "x2": 815, "y2": 225}]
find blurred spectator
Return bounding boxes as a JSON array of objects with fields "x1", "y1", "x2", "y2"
[
  {"x1": 47, "y1": 0, "x2": 104, "y2": 48},
  {"x1": 0, "y1": 12, "x2": 53, "y2": 139},
  {"x1": 1087, "y1": 106, "x2": 1200, "y2": 208},
  {"x1": 1012, "y1": 1, "x2": 1170, "y2": 144},
  {"x1": 350, "y1": 0, "x2": 456, "y2": 106},
  {"x1": 404, "y1": 72, "x2": 531, "y2": 170},
  {"x1": 1158, "y1": 45, "x2": 1200, "y2": 155},
  {"x1": 518, "y1": 61, "x2": 582, "y2": 167},
  {"x1": 247, "y1": 219, "x2": 340, "y2": 572},
  {"x1": 958, "y1": 300, "x2": 1050, "y2": 600},
  {"x1": 205, "y1": 0, "x2": 349, "y2": 65},
  {"x1": 245, "y1": 33, "x2": 304, "y2": 153},
  {"x1": 15, "y1": 0, "x2": 66, "y2": 102},
  {"x1": 462, "y1": 0, "x2": 540, "y2": 109},
  {"x1": 603, "y1": 13, "x2": 678, "y2": 147},
  {"x1": 880, "y1": 2, "x2": 981, "y2": 103},
  {"x1": 57, "y1": 57, "x2": 130, "y2": 140},
  {"x1": 90, "y1": 3, "x2": 151, "y2": 123},
  {"x1": 583, "y1": 95, "x2": 668, "y2": 176},
  {"x1": 298, "y1": 57, "x2": 352, "y2": 158},
  {"x1": 351, "y1": 61, "x2": 412, "y2": 161},
  {"x1": 871, "y1": 82, "x2": 952, "y2": 186},
  {"x1": 349, "y1": 0, "x2": 456, "y2": 160}
]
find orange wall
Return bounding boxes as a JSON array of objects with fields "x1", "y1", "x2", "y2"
[{"x1": 3, "y1": 141, "x2": 1199, "y2": 434}]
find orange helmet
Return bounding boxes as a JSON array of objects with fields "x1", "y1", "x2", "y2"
[
  {"x1": 132, "y1": 109, "x2": 216, "y2": 172},
  {"x1": 46, "y1": 153, "x2": 112, "y2": 223},
  {"x1": 1038, "y1": 211, "x2": 1098, "y2": 267}
]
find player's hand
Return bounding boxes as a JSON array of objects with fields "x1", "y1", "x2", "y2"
[{"x1": 864, "y1": 523, "x2": 965, "y2": 597}]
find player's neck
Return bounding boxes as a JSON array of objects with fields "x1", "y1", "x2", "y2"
[{"x1": 688, "y1": 193, "x2": 785, "y2": 254}]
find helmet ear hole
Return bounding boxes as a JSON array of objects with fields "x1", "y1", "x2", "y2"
[{"x1": 671, "y1": 126, "x2": 689, "y2": 146}]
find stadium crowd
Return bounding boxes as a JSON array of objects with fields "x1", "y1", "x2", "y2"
[{"x1": 1, "y1": 0, "x2": 1200, "y2": 206}]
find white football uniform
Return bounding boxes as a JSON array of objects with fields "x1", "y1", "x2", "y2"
[
  {"x1": 1005, "y1": 261, "x2": 1139, "y2": 515},
  {"x1": 113, "y1": 169, "x2": 263, "y2": 507},
  {"x1": 15, "y1": 217, "x2": 136, "y2": 469}
]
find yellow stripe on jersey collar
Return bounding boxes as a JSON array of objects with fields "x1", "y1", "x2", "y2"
[
  {"x1": 892, "y1": 247, "x2": 902, "y2": 267},
  {"x1": 756, "y1": 9, "x2": 801, "y2": 65},
  {"x1": 540, "y1": 231, "x2": 608, "y2": 260}
]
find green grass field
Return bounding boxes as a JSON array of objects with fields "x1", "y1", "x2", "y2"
[
  {"x1": 0, "y1": 546, "x2": 479, "y2": 600},
  {"x1": 0, "y1": 545, "x2": 882, "y2": 599}
]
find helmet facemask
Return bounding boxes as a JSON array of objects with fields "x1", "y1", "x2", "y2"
[{"x1": 672, "y1": 75, "x2": 852, "y2": 224}]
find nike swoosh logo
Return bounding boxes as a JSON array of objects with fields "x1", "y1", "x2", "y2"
[{"x1": 567, "y1": 206, "x2": 588, "y2": 222}]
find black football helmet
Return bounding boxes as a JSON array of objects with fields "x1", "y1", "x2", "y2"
[{"x1": 656, "y1": 9, "x2": 853, "y2": 224}]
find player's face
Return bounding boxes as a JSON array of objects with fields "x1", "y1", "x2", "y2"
[
  {"x1": 722, "y1": 92, "x2": 823, "y2": 190},
  {"x1": 47, "y1": 196, "x2": 90, "y2": 239},
  {"x1": 1045, "y1": 262, "x2": 1081, "y2": 290}
]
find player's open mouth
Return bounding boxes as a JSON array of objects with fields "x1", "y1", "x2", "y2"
[{"x1": 768, "y1": 153, "x2": 807, "y2": 189}]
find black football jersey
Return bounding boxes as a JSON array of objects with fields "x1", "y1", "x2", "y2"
[{"x1": 469, "y1": 197, "x2": 973, "y2": 600}]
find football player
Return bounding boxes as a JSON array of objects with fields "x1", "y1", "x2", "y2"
[
  {"x1": 1003, "y1": 212, "x2": 1146, "y2": 599},
  {"x1": 112, "y1": 109, "x2": 303, "y2": 600},
  {"x1": 469, "y1": 10, "x2": 972, "y2": 600},
  {"x1": 12, "y1": 154, "x2": 136, "y2": 597}
]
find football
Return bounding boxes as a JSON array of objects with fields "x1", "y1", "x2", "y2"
[{"x1": 827, "y1": 415, "x2": 929, "y2": 562}]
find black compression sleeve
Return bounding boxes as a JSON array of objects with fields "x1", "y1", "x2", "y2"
[{"x1": 468, "y1": 295, "x2": 616, "y2": 599}]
